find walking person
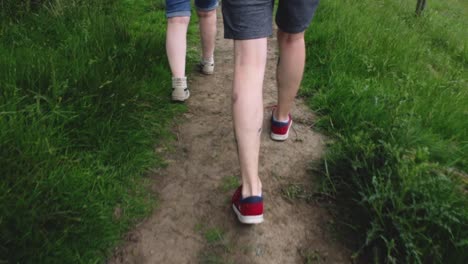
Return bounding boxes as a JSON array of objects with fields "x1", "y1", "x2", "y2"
[
  {"x1": 166, "y1": 0, "x2": 218, "y2": 101},
  {"x1": 223, "y1": 0, "x2": 320, "y2": 224}
]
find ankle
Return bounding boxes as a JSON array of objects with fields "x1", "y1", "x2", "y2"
[
  {"x1": 242, "y1": 181, "x2": 262, "y2": 198},
  {"x1": 202, "y1": 56, "x2": 214, "y2": 64},
  {"x1": 172, "y1": 76, "x2": 187, "y2": 88},
  {"x1": 273, "y1": 108, "x2": 289, "y2": 123}
]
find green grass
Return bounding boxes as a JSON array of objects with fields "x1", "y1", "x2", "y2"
[
  {"x1": 303, "y1": 0, "x2": 468, "y2": 262},
  {"x1": 299, "y1": 248, "x2": 325, "y2": 264},
  {"x1": 220, "y1": 175, "x2": 239, "y2": 193},
  {"x1": 281, "y1": 183, "x2": 313, "y2": 202},
  {"x1": 204, "y1": 228, "x2": 225, "y2": 244},
  {"x1": 196, "y1": 223, "x2": 233, "y2": 264},
  {"x1": 0, "y1": 0, "x2": 189, "y2": 263}
]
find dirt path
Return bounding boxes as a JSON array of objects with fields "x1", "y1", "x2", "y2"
[{"x1": 109, "y1": 13, "x2": 350, "y2": 264}]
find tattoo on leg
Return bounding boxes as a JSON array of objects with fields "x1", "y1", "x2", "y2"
[{"x1": 258, "y1": 127, "x2": 262, "y2": 134}]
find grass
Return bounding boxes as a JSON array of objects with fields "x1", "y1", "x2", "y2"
[
  {"x1": 303, "y1": 0, "x2": 468, "y2": 262},
  {"x1": 281, "y1": 183, "x2": 313, "y2": 203},
  {"x1": 204, "y1": 228, "x2": 225, "y2": 244},
  {"x1": 220, "y1": 175, "x2": 239, "y2": 193},
  {"x1": 299, "y1": 248, "x2": 325, "y2": 264},
  {"x1": 0, "y1": 0, "x2": 191, "y2": 262},
  {"x1": 196, "y1": 223, "x2": 232, "y2": 264},
  {"x1": 3, "y1": 0, "x2": 467, "y2": 263}
]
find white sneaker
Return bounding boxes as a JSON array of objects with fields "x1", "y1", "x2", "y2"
[
  {"x1": 198, "y1": 58, "x2": 214, "y2": 75},
  {"x1": 171, "y1": 77, "x2": 190, "y2": 102}
]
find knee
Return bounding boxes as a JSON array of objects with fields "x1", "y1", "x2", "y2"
[
  {"x1": 197, "y1": 9, "x2": 216, "y2": 18},
  {"x1": 167, "y1": 16, "x2": 190, "y2": 25},
  {"x1": 278, "y1": 30, "x2": 305, "y2": 45}
]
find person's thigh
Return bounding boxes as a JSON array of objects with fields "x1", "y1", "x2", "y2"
[
  {"x1": 222, "y1": 0, "x2": 274, "y2": 40},
  {"x1": 195, "y1": 0, "x2": 218, "y2": 12},
  {"x1": 276, "y1": 0, "x2": 320, "y2": 33},
  {"x1": 166, "y1": 0, "x2": 191, "y2": 18}
]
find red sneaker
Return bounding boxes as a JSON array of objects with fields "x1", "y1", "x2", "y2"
[
  {"x1": 231, "y1": 186, "x2": 264, "y2": 224},
  {"x1": 270, "y1": 108, "x2": 292, "y2": 141}
]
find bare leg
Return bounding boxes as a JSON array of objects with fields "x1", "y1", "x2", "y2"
[
  {"x1": 166, "y1": 16, "x2": 190, "y2": 78},
  {"x1": 197, "y1": 9, "x2": 217, "y2": 60},
  {"x1": 232, "y1": 38, "x2": 267, "y2": 198},
  {"x1": 275, "y1": 29, "x2": 306, "y2": 121}
]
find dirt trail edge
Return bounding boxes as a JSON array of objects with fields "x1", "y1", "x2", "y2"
[{"x1": 109, "y1": 13, "x2": 350, "y2": 264}]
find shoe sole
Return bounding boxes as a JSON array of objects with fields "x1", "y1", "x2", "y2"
[
  {"x1": 232, "y1": 204, "x2": 264, "y2": 224},
  {"x1": 270, "y1": 120, "x2": 292, "y2": 141}
]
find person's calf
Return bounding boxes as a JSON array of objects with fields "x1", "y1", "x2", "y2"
[
  {"x1": 197, "y1": 9, "x2": 216, "y2": 62},
  {"x1": 231, "y1": 39, "x2": 267, "y2": 199},
  {"x1": 275, "y1": 30, "x2": 306, "y2": 121},
  {"x1": 166, "y1": 16, "x2": 190, "y2": 78}
]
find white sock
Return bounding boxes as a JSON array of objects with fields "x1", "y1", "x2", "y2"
[
  {"x1": 202, "y1": 57, "x2": 214, "y2": 65},
  {"x1": 273, "y1": 113, "x2": 289, "y2": 123},
  {"x1": 172, "y1": 76, "x2": 187, "y2": 89}
]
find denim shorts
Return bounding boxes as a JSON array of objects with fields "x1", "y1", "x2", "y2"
[
  {"x1": 222, "y1": 0, "x2": 320, "y2": 39},
  {"x1": 166, "y1": 0, "x2": 219, "y2": 18}
]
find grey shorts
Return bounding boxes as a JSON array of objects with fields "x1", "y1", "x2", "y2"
[{"x1": 222, "y1": 0, "x2": 320, "y2": 40}]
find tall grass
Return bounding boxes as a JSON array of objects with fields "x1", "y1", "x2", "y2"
[
  {"x1": 0, "y1": 0, "x2": 184, "y2": 262},
  {"x1": 304, "y1": 0, "x2": 468, "y2": 262}
]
